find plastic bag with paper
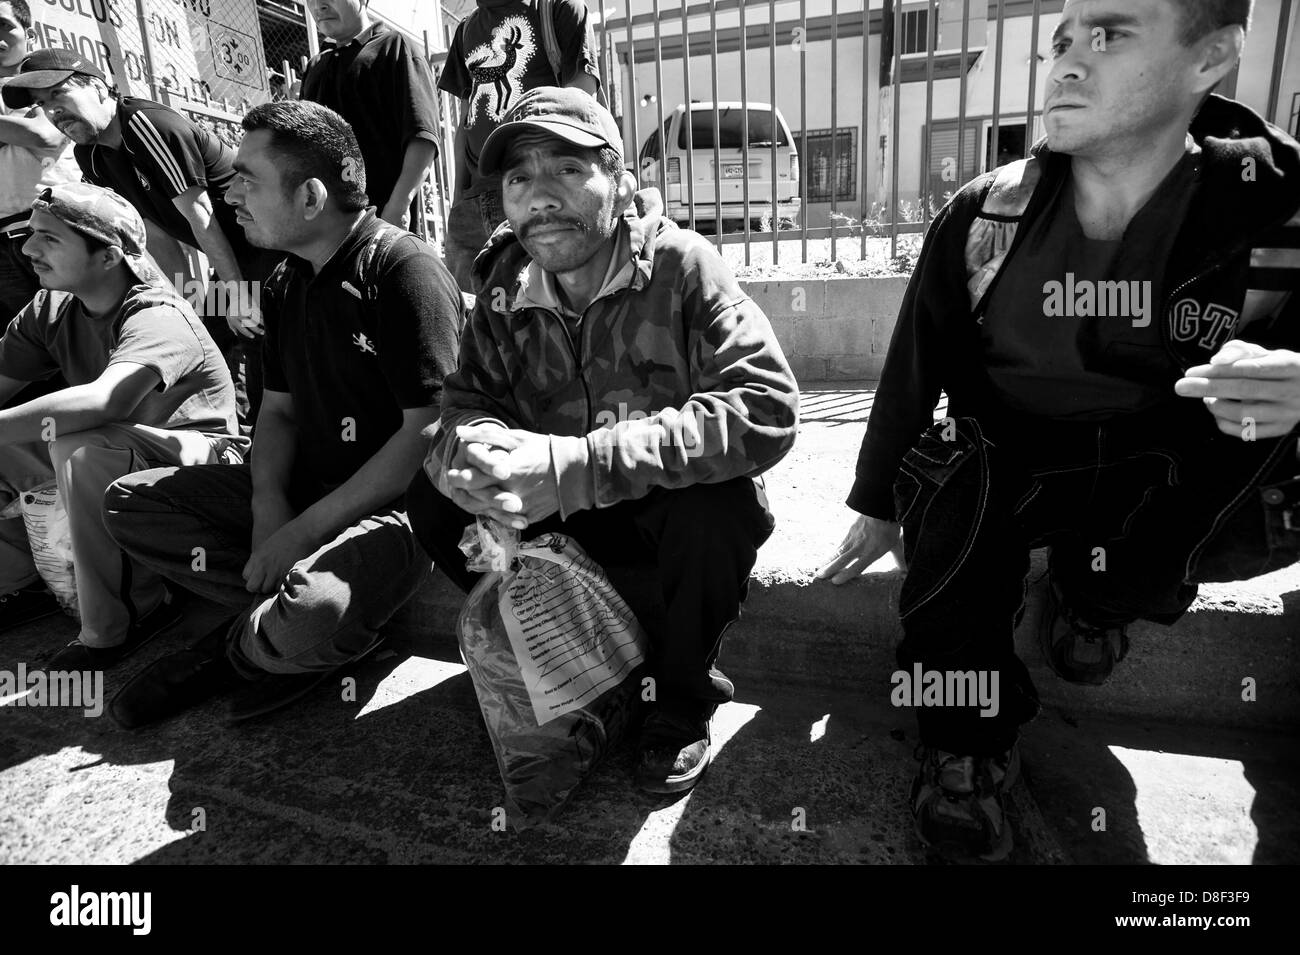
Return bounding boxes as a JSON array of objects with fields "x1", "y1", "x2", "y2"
[
  {"x1": 457, "y1": 516, "x2": 648, "y2": 829},
  {"x1": 0, "y1": 481, "x2": 78, "y2": 618}
]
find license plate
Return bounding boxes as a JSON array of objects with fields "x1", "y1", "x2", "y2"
[{"x1": 722, "y1": 163, "x2": 745, "y2": 178}]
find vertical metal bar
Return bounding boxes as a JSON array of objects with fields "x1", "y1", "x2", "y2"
[
  {"x1": 598, "y1": 7, "x2": 610, "y2": 99},
  {"x1": 136, "y1": 0, "x2": 161, "y2": 100},
  {"x1": 653, "y1": 0, "x2": 667, "y2": 203},
  {"x1": 889, "y1": 0, "x2": 902, "y2": 258},
  {"x1": 860, "y1": 0, "x2": 870, "y2": 259},
  {"x1": 1266, "y1": 0, "x2": 1294, "y2": 123},
  {"x1": 683, "y1": 1, "x2": 697, "y2": 234},
  {"x1": 829, "y1": 0, "x2": 839, "y2": 263},
  {"x1": 739, "y1": 0, "x2": 752, "y2": 264},
  {"x1": 798, "y1": 0, "x2": 807, "y2": 261},
  {"x1": 956, "y1": 0, "x2": 970, "y2": 188},
  {"x1": 923, "y1": 0, "x2": 935, "y2": 228},
  {"x1": 769, "y1": 0, "x2": 778, "y2": 264},
  {"x1": 305, "y1": 5, "x2": 320, "y2": 59},
  {"x1": 991, "y1": 0, "x2": 1006, "y2": 171},
  {"x1": 1025, "y1": 0, "x2": 1042, "y2": 156},
  {"x1": 709, "y1": 0, "x2": 722, "y2": 247},
  {"x1": 624, "y1": 0, "x2": 641, "y2": 191}
]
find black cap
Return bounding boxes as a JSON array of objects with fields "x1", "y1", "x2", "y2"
[{"x1": 1, "y1": 49, "x2": 109, "y2": 109}]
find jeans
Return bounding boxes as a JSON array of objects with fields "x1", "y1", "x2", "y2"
[
  {"x1": 0, "y1": 230, "x2": 38, "y2": 322},
  {"x1": 405, "y1": 469, "x2": 775, "y2": 718},
  {"x1": 102, "y1": 464, "x2": 430, "y2": 676},
  {"x1": 893, "y1": 401, "x2": 1289, "y2": 756},
  {"x1": 443, "y1": 188, "x2": 505, "y2": 295},
  {"x1": 0, "y1": 422, "x2": 228, "y2": 645}
]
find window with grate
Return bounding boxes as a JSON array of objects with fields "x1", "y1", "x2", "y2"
[{"x1": 795, "y1": 128, "x2": 857, "y2": 203}]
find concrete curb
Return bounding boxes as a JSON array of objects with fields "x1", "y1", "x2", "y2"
[{"x1": 390, "y1": 545, "x2": 1300, "y2": 734}]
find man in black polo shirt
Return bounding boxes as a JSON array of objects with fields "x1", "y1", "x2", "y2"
[
  {"x1": 2, "y1": 49, "x2": 276, "y2": 422},
  {"x1": 301, "y1": 0, "x2": 440, "y2": 231},
  {"x1": 100, "y1": 101, "x2": 461, "y2": 727}
]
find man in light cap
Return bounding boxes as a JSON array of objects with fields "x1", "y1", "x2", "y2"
[
  {"x1": 0, "y1": 182, "x2": 245, "y2": 668},
  {"x1": 405, "y1": 87, "x2": 799, "y2": 794}
]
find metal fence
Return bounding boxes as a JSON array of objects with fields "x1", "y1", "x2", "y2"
[{"x1": 595, "y1": 0, "x2": 1298, "y2": 266}]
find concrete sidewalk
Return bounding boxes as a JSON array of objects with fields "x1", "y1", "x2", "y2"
[{"x1": 1, "y1": 384, "x2": 1297, "y2": 864}]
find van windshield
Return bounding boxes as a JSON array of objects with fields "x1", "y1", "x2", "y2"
[{"x1": 679, "y1": 108, "x2": 790, "y2": 150}]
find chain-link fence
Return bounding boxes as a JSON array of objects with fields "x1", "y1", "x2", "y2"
[{"x1": 25, "y1": 0, "x2": 281, "y2": 149}]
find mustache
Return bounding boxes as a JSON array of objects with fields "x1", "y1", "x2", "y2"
[{"x1": 520, "y1": 216, "x2": 587, "y2": 239}]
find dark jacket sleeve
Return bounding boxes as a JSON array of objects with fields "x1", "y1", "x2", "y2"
[{"x1": 845, "y1": 198, "x2": 975, "y2": 520}]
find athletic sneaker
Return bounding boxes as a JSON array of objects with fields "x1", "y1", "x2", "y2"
[
  {"x1": 635, "y1": 710, "x2": 712, "y2": 794},
  {"x1": 910, "y1": 744, "x2": 1020, "y2": 862},
  {"x1": 0, "y1": 583, "x2": 63, "y2": 634},
  {"x1": 1039, "y1": 577, "x2": 1130, "y2": 685}
]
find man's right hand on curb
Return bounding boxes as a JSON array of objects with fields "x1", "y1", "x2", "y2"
[{"x1": 815, "y1": 513, "x2": 906, "y2": 585}]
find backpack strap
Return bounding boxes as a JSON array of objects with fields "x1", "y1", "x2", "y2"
[
  {"x1": 965, "y1": 157, "x2": 1043, "y2": 315},
  {"x1": 356, "y1": 224, "x2": 406, "y2": 307}
]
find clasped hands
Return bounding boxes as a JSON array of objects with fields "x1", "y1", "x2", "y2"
[{"x1": 437, "y1": 423, "x2": 561, "y2": 529}]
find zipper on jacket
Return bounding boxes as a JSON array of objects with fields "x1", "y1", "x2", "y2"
[
  {"x1": 1159, "y1": 257, "x2": 1228, "y2": 367},
  {"x1": 550, "y1": 308, "x2": 594, "y2": 433}
]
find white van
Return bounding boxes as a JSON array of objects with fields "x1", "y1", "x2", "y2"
[{"x1": 636, "y1": 101, "x2": 801, "y2": 231}]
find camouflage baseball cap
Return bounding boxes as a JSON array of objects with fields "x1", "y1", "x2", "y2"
[
  {"x1": 30, "y1": 182, "x2": 166, "y2": 287},
  {"x1": 478, "y1": 86, "x2": 623, "y2": 178},
  {"x1": 1, "y1": 49, "x2": 109, "y2": 109}
]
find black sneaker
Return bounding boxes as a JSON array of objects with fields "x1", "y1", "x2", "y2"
[
  {"x1": 910, "y1": 744, "x2": 1019, "y2": 862},
  {"x1": 109, "y1": 617, "x2": 242, "y2": 729},
  {"x1": 635, "y1": 710, "x2": 712, "y2": 794},
  {"x1": 43, "y1": 596, "x2": 185, "y2": 672},
  {"x1": 1039, "y1": 577, "x2": 1130, "y2": 686},
  {"x1": 0, "y1": 583, "x2": 63, "y2": 634}
]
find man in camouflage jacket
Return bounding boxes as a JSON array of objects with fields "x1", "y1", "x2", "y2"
[{"x1": 406, "y1": 88, "x2": 799, "y2": 795}]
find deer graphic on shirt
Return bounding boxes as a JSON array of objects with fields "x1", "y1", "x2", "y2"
[{"x1": 467, "y1": 18, "x2": 535, "y2": 123}]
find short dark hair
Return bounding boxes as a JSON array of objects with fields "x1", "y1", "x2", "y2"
[
  {"x1": 240, "y1": 100, "x2": 369, "y2": 212},
  {"x1": 3, "y1": 0, "x2": 32, "y2": 30},
  {"x1": 64, "y1": 73, "x2": 119, "y2": 99},
  {"x1": 596, "y1": 145, "x2": 623, "y2": 183},
  {"x1": 1177, "y1": 0, "x2": 1252, "y2": 45}
]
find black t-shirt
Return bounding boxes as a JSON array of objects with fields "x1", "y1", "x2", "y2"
[
  {"x1": 75, "y1": 97, "x2": 256, "y2": 268},
  {"x1": 260, "y1": 212, "x2": 461, "y2": 505},
  {"x1": 300, "y1": 21, "x2": 442, "y2": 213},
  {"x1": 440, "y1": 0, "x2": 600, "y2": 199},
  {"x1": 980, "y1": 145, "x2": 1201, "y2": 420}
]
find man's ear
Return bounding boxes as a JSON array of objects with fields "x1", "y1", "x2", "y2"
[
  {"x1": 615, "y1": 170, "x2": 637, "y2": 211},
  {"x1": 1190, "y1": 25, "x2": 1245, "y2": 97},
  {"x1": 300, "y1": 178, "x2": 329, "y2": 219},
  {"x1": 100, "y1": 245, "x2": 126, "y2": 273}
]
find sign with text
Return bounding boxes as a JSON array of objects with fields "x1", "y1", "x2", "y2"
[{"x1": 28, "y1": 0, "x2": 269, "y2": 111}]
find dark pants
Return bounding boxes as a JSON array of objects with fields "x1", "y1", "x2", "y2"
[
  {"x1": 894, "y1": 401, "x2": 1289, "y2": 756},
  {"x1": 0, "y1": 230, "x2": 38, "y2": 321},
  {"x1": 104, "y1": 464, "x2": 429, "y2": 677},
  {"x1": 442, "y1": 188, "x2": 505, "y2": 295},
  {"x1": 405, "y1": 469, "x2": 775, "y2": 718}
]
